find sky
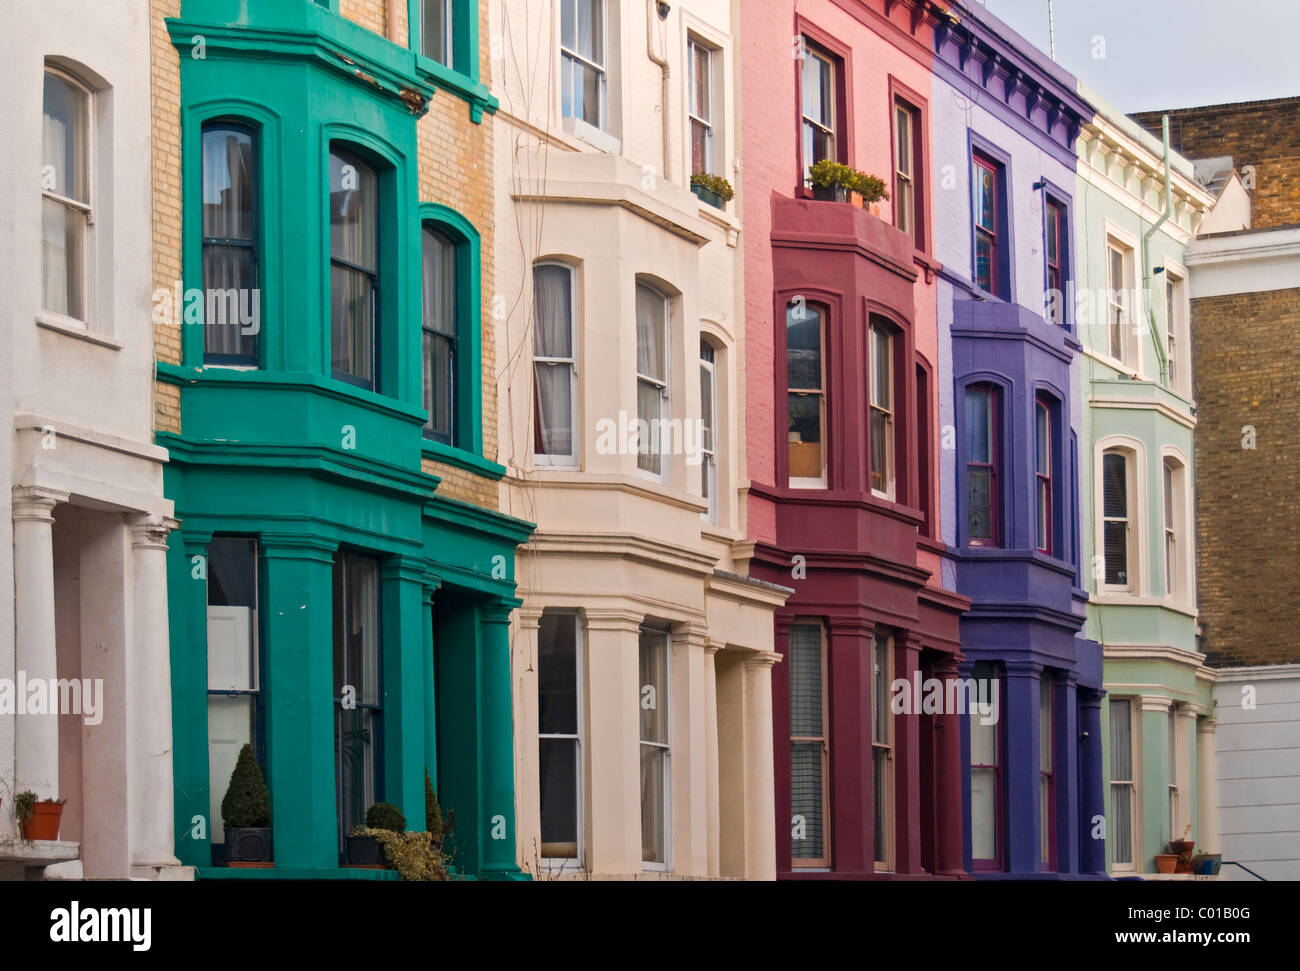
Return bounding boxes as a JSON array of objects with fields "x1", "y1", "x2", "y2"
[{"x1": 978, "y1": 0, "x2": 1300, "y2": 112}]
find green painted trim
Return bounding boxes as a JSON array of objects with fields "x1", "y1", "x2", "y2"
[
  {"x1": 406, "y1": 0, "x2": 498, "y2": 122},
  {"x1": 197, "y1": 866, "x2": 400, "y2": 880},
  {"x1": 422, "y1": 440, "x2": 506, "y2": 479},
  {"x1": 419, "y1": 202, "x2": 485, "y2": 456},
  {"x1": 424, "y1": 492, "x2": 536, "y2": 546}
]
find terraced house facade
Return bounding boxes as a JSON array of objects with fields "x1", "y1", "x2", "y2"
[{"x1": 152, "y1": 0, "x2": 530, "y2": 879}]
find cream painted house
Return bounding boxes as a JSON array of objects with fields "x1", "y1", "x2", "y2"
[
  {"x1": 493, "y1": 0, "x2": 787, "y2": 878},
  {"x1": 0, "y1": 0, "x2": 184, "y2": 879}
]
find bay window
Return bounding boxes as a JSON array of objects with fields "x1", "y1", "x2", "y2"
[{"x1": 787, "y1": 302, "x2": 826, "y2": 486}]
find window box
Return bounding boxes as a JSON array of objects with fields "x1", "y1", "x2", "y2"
[{"x1": 691, "y1": 182, "x2": 726, "y2": 209}]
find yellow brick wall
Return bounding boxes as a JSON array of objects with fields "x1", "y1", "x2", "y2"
[{"x1": 151, "y1": 0, "x2": 183, "y2": 434}]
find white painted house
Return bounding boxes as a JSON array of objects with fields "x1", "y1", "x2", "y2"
[{"x1": 0, "y1": 0, "x2": 185, "y2": 879}]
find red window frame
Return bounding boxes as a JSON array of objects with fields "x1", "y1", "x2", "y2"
[
  {"x1": 972, "y1": 153, "x2": 1000, "y2": 294},
  {"x1": 1035, "y1": 394, "x2": 1053, "y2": 556},
  {"x1": 965, "y1": 383, "x2": 1000, "y2": 547}
]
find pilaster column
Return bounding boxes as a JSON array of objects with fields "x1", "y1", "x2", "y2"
[
  {"x1": 382, "y1": 556, "x2": 429, "y2": 829},
  {"x1": 743, "y1": 650, "x2": 780, "y2": 881},
  {"x1": 1055, "y1": 673, "x2": 1081, "y2": 874},
  {"x1": 893, "y1": 632, "x2": 925, "y2": 874},
  {"x1": 261, "y1": 535, "x2": 338, "y2": 869},
  {"x1": 479, "y1": 599, "x2": 524, "y2": 878},
  {"x1": 12, "y1": 486, "x2": 67, "y2": 800},
  {"x1": 1196, "y1": 714, "x2": 1219, "y2": 854},
  {"x1": 828, "y1": 616, "x2": 874, "y2": 873},
  {"x1": 704, "y1": 642, "x2": 721, "y2": 878},
  {"x1": 511, "y1": 604, "x2": 541, "y2": 872},
  {"x1": 170, "y1": 529, "x2": 212, "y2": 869},
  {"x1": 422, "y1": 577, "x2": 442, "y2": 789},
  {"x1": 1178, "y1": 704, "x2": 1198, "y2": 843},
  {"x1": 129, "y1": 515, "x2": 183, "y2": 870},
  {"x1": 931, "y1": 653, "x2": 966, "y2": 876},
  {"x1": 1003, "y1": 660, "x2": 1043, "y2": 874},
  {"x1": 582, "y1": 608, "x2": 643, "y2": 875},
  {"x1": 1077, "y1": 688, "x2": 1106, "y2": 874},
  {"x1": 1140, "y1": 695, "x2": 1174, "y2": 870}
]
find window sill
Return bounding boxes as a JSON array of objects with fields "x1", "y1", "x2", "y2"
[
  {"x1": 562, "y1": 115, "x2": 621, "y2": 154},
  {"x1": 413, "y1": 53, "x2": 497, "y2": 123},
  {"x1": 421, "y1": 439, "x2": 506, "y2": 480},
  {"x1": 35, "y1": 312, "x2": 123, "y2": 350}
]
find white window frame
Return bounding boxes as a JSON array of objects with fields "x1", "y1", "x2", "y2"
[
  {"x1": 40, "y1": 64, "x2": 95, "y2": 328},
  {"x1": 560, "y1": 0, "x2": 610, "y2": 139},
  {"x1": 1103, "y1": 224, "x2": 1143, "y2": 375},
  {"x1": 789, "y1": 620, "x2": 830, "y2": 869},
  {"x1": 1108, "y1": 696, "x2": 1139, "y2": 873},
  {"x1": 1163, "y1": 260, "x2": 1191, "y2": 398},
  {"x1": 1161, "y1": 447, "x2": 1193, "y2": 607},
  {"x1": 687, "y1": 37, "x2": 715, "y2": 176},
  {"x1": 1096, "y1": 438, "x2": 1147, "y2": 598},
  {"x1": 538, "y1": 610, "x2": 584, "y2": 871},
  {"x1": 638, "y1": 624, "x2": 672, "y2": 872},
  {"x1": 869, "y1": 322, "x2": 895, "y2": 500},
  {"x1": 699, "y1": 338, "x2": 718, "y2": 524},
  {"x1": 893, "y1": 98, "x2": 916, "y2": 245},
  {"x1": 872, "y1": 629, "x2": 894, "y2": 872},
  {"x1": 1167, "y1": 704, "x2": 1181, "y2": 844},
  {"x1": 532, "y1": 261, "x2": 580, "y2": 469},
  {"x1": 800, "y1": 43, "x2": 836, "y2": 183},
  {"x1": 635, "y1": 281, "x2": 670, "y2": 482},
  {"x1": 787, "y1": 303, "x2": 827, "y2": 489}
]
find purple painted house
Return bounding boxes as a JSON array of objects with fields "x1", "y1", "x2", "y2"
[{"x1": 931, "y1": 2, "x2": 1105, "y2": 877}]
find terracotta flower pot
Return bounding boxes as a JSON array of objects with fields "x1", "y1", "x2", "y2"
[
  {"x1": 22, "y1": 800, "x2": 64, "y2": 841},
  {"x1": 1154, "y1": 853, "x2": 1179, "y2": 874}
]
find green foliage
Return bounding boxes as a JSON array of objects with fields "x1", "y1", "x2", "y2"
[
  {"x1": 364, "y1": 802, "x2": 406, "y2": 833},
  {"x1": 807, "y1": 159, "x2": 890, "y2": 203},
  {"x1": 690, "y1": 172, "x2": 736, "y2": 202},
  {"x1": 424, "y1": 770, "x2": 444, "y2": 843},
  {"x1": 353, "y1": 827, "x2": 451, "y2": 881},
  {"x1": 15, "y1": 791, "x2": 36, "y2": 830},
  {"x1": 221, "y1": 744, "x2": 271, "y2": 829}
]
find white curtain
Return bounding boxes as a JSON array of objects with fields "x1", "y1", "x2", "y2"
[
  {"x1": 533, "y1": 265, "x2": 573, "y2": 456},
  {"x1": 635, "y1": 284, "x2": 665, "y2": 381},
  {"x1": 42, "y1": 72, "x2": 86, "y2": 316}
]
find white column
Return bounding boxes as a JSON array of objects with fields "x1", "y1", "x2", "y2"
[
  {"x1": 1197, "y1": 715, "x2": 1219, "y2": 855},
  {"x1": 129, "y1": 515, "x2": 181, "y2": 871},
  {"x1": 12, "y1": 487, "x2": 67, "y2": 800},
  {"x1": 743, "y1": 651, "x2": 780, "y2": 881},
  {"x1": 704, "y1": 643, "x2": 721, "y2": 878}
]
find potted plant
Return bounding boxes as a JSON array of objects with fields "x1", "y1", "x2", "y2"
[
  {"x1": 807, "y1": 159, "x2": 890, "y2": 207},
  {"x1": 1154, "y1": 852, "x2": 1179, "y2": 874},
  {"x1": 690, "y1": 172, "x2": 735, "y2": 209},
  {"x1": 221, "y1": 743, "x2": 272, "y2": 865},
  {"x1": 16, "y1": 790, "x2": 67, "y2": 841},
  {"x1": 347, "y1": 802, "x2": 406, "y2": 866},
  {"x1": 1169, "y1": 825, "x2": 1195, "y2": 873}
]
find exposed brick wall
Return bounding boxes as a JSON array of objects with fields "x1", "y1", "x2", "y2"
[
  {"x1": 1132, "y1": 98, "x2": 1300, "y2": 231},
  {"x1": 1190, "y1": 287, "x2": 1300, "y2": 666},
  {"x1": 340, "y1": 0, "x2": 390, "y2": 37},
  {"x1": 151, "y1": 0, "x2": 183, "y2": 434}
]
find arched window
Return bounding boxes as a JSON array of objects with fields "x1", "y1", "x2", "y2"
[
  {"x1": 1102, "y1": 447, "x2": 1135, "y2": 591},
  {"x1": 329, "y1": 147, "x2": 379, "y2": 390},
  {"x1": 533, "y1": 261, "x2": 578, "y2": 466},
  {"x1": 201, "y1": 121, "x2": 260, "y2": 365},
  {"x1": 421, "y1": 225, "x2": 456, "y2": 444},
  {"x1": 1035, "y1": 394, "x2": 1055, "y2": 555}
]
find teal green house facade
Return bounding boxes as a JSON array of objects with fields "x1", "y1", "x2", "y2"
[
  {"x1": 159, "y1": 0, "x2": 529, "y2": 879},
  {"x1": 1072, "y1": 88, "x2": 1219, "y2": 875}
]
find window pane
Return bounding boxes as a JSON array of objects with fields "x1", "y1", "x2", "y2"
[
  {"x1": 690, "y1": 42, "x2": 710, "y2": 120},
  {"x1": 202, "y1": 244, "x2": 258, "y2": 361},
  {"x1": 1104, "y1": 522, "x2": 1129, "y2": 585},
  {"x1": 1036, "y1": 402, "x2": 1051, "y2": 475},
  {"x1": 971, "y1": 766, "x2": 998, "y2": 860},
  {"x1": 786, "y1": 304, "x2": 822, "y2": 390},
  {"x1": 873, "y1": 633, "x2": 890, "y2": 743},
  {"x1": 870, "y1": 409, "x2": 889, "y2": 493},
  {"x1": 638, "y1": 628, "x2": 668, "y2": 744},
  {"x1": 422, "y1": 0, "x2": 451, "y2": 65},
  {"x1": 787, "y1": 393, "x2": 822, "y2": 478},
  {"x1": 329, "y1": 151, "x2": 377, "y2": 271},
  {"x1": 202, "y1": 126, "x2": 256, "y2": 241},
  {"x1": 1103, "y1": 453, "x2": 1127, "y2": 518},
  {"x1": 965, "y1": 387, "x2": 991, "y2": 463},
  {"x1": 534, "y1": 362, "x2": 573, "y2": 456},
  {"x1": 640, "y1": 744, "x2": 666, "y2": 863},
  {"x1": 1110, "y1": 700, "x2": 1132, "y2": 779},
  {"x1": 41, "y1": 197, "x2": 85, "y2": 319},
  {"x1": 538, "y1": 613, "x2": 578, "y2": 736},
  {"x1": 871, "y1": 327, "x2": 891, "y2": 409},
  {"x1": 330, "y1": 264, "x2": 374, "y2": 383},
  {"x1": 209, "y1": 537, "x2": 257, "y2": 607},
  {"x1": 539, "y1": 738, "x2": 579, "y2": 855},
  {"x1": 43, "y1": 71, "x2": 88, "y2": 202},
  {"x1": 895, "y1": 105, "x2": 911, "y2": 173},
  {"x1": 533, "y1": 264, "x2": 573, "y2": 358},
  {"x1": 637, "y1": 380, "x2": 664, "y2": 475},
  {"x1": 1046, "y1": 203, "x2": 1060, "y2": 264},
  {"x1": 873, "y1": 747, "x2": 889, "y2": 863},
  {"x1": 967, "y1": 468, "x2": 992, "y2": 540},
  {"x1": 423, "y1": 331, "x2": 453, "y2": 441},
  {"x1": 1164, "y1": 461, "x2": 1175, "y2": 529},
  {"x1": 973, "y1": 162, "x2": 995, "y2": 232},
  {"x1": 790, "y1": 741, "x2": 825, "y2": 860},
  {"x1": 699, "y1": 362, "x2": 714, "y2": 453},
  {"x1": 635, "y1": 284, "x2": 666, "y2": 381},
  {"x1": 1040, "y1": 678, "x2": 1053, "y2": 771},
  {"x1": 423, "y1": 228, "x2": 456, "y2": 336},
  {"x1": 975, "y1": 231, "x2": 994, "y2": 291},
  {"x1": 788, "y1": 625, "x2": 822, "y2": 738}
]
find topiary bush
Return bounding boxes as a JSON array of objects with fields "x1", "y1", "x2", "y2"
[
  {"x1": 221, "y1": 744, "x2": 271, "y2": 829},
  {"x1": 365, "y1": 802, "x2": 406, "y2": 833}
]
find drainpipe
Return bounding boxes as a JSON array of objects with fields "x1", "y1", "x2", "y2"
[
  {"x1": 647, "y1": 1, "x2": 673, "y2": 184},
  {"x1": 387, "y1": 0, "x2": 404, "y2": 45},
  {"x1": 1142, "y1": 114, "x2": 1173, "y2": 386}
]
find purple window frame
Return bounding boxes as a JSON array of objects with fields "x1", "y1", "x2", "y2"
[{"x1": 965, "y1": 383, "x2": 1000, "y2": 547}]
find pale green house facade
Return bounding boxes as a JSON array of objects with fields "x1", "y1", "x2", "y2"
[{"x1": 1073, "y1": 87, "x2": 1219, "y2": 876}]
